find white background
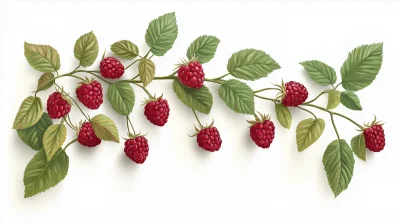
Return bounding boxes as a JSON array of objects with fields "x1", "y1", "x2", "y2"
[{"x1": 1, "y1": 0, "x2": 399, "y2": 223}]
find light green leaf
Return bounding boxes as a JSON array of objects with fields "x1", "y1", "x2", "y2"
[
  {"x1": 327, "y1": 90, "x2": 341, "y2": 110},
  {"x1": 340, "y1": 43, "x2": 383, "y2": 91},
  {"x1": 323, "y1": 139, "x2": 355, "y2": 197},
  {"x1": 111, "y1": 40, "x2": 139, "y2": 60},
  {"x1": 172, "y1": 79, "x2": 213, "y2": 114},
  {"x1": 351, "y1": 134, "x2": 366, "y2": 161},
  {"x1": 74, "y1": 31, "x2": 99, "y2": 67},
  {"x1": 107, "y1": 81, "x2": 135, "y2": 115},
  {"x1": 24, "y1": 149, "x2": 69, "y2": 198},
  {"x1": 13, "y1": 96, "x2": 43, "y2": 130},
  {"x1": 17, "y1": 113, "x2": 52, "y2": 150},
  {"x1": 145, "y1": 12, "x2": 178, "y2": 56},
  {"x1": 90, "y1": 114, "x2": 120, "y2": 143},
  {"x1": 186, "y1": 35, "x2": 220, "y2": 64},
  {"x1": 139, "y1": 58, "x2": 156, "y2": 87},
  {"x1": 43, "y1": 124, "x2": 67, "y2": 161},
  {"x1": 227, "y1": 49, "x2": 280, "y2": 81},
  {"x1": 37, "y1": 73, "x2": 54, "y2": 91},
  {"x1": 24, "y1": 42, "x2": 60, "y2": 72},
  {"x1": 340, "y1": 91, "x2": 362, "y2": 110},
  {"x1": 275, "y1": 104, "x2": 292, "y2": 129},
  {"x1": 218, "y1": 80, "x2": 254, "y2": 114},
  {"x1": 296, "y1": 118, "x2": 325, "y2": 152},
  {"x1": 300, "y1": 60, "x2": 336, "y2": 86}
]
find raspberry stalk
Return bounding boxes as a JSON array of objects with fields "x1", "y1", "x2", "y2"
[{"x1": 54, "y1": 83, "x2": 90, "y2": 121}]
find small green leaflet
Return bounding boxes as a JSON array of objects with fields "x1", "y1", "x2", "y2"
[
  {"x1": 43, "y1": 124, "x2": 67, "y2": 161},
  {"x1": 13, "y1": 96, "x2": 43, "y2": 130},
  {"x1": 340, "y1": 43, "x2": 383, "y2": 91},
  {"x1": 74, "y1": 31, "x2": 99, "y2": 67},
  {"x1": 90, "y1": 114, "x2": 120, "y2": 143},
  {"x1": 300, "y1": 60, "x2": 337, "y2": 86},
  {"x1": 37, "y1": 73, "x2": 55, "y2": 91},
  {"x1": 227, "y1": 49, "x2": 280, "y2": 80},
  {"x1": 351, "y1": 134, "x2": 366, "y2": 161},
  {"x1": 17, "y1": 113, "x2": 52, "y2": 150},
  {"x1": 296, "y1": 118, "x2": 325, "y2": 152},
  {"x1": 186, "y1": 35, "x2": 220, "y2": 64},
  {"x1": 327, "y1": 90, "x2": 341, "y2": 110},
  {"x1": 107, "y1": 82, "x2": 135, "y2": 115},
  {"x1": 145, "y1": 12, "x2": 178, "y2": 56},
  {"x1": 24, "y1": 42, "x2": 60, "y2": 72},
  {"x1": 218, "y1": 80, "x2": 254, "y2": 114},
  {"x1": 340, "y1": 91, "x2": 362, "y2": 110},
  {"x1": 111, "y1": 40, "x2": 139, "y2": 60},
  {"x1": 24, "y1": 149, "x2": 69, "y2": 198},
  {"x1": 139, "y1": 58, "x2": 156, "y2": 87},
  {"x1": 172, "y1": 79, "x2": 213, "y2": 114},
  {"x1": 323, "y1": 139, "x2": 355, "y2": 197},
  {"x1": 275, "y1": 104, "x2": 292, "y2": 129}
]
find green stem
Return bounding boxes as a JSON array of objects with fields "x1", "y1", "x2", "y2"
[
  {"x1": 125, "y1": 59, "x2": 141, "y2": 70},
  {"x1": 335, "y1": 82, "x2": 342, "y2": 89},
  {"x1": 304, "y1": 90, "x2": 328, "y2": 104},
  {"x1": 76, "y1": 70, "x2": 111, "y2": 84},
  {"x1": 211, "y1": 73, "x2": 230, "y2": 80},
  {"x1": 72, "y1": 65, "x2": 80, "y2": 73},
  {"x1": 63, "y1": 138, "x2": 78, "y2": 151},
  {"x1": 132, "y1": 74, "x2": 140, "y2": 80},
  {"x1": 298, "y1": 106, "x2": 317, "y2": 119},
  {"x1": 153, "y1": 76, "x2": 176, "y2": 80},
  {"x1": 132, "y1": 82, "x2": 152, "y2": 98},
  {"x1": 254, "y1": 94, "x2": 279, "y2": 103},
  {"x1": 63, "y1": 117, "x2": 77, "y2": 131},
  {"x1": 204, "y1": 78, "x2": 223, "y2": 84},
  {"x1": 127, "y1": 116, "x2": 136, "y2": 135},
  {"x1": 330, "y1": 114, "x2": 340, "y2": 140},
  {"x1": 253, "y1": 87, "x2": 281, "y2": 94},
  {"x1": 143, "y1": 50, "x2": 151, "y2": 59},
  {"x1": 192, "y1": 109, "x2": 203, "y2": 128},
  {"x1": 126, "y1": 116, "x2": 131, "y2": 135},
  {"x1": 149, "y1": 54, "x2": 154, "y2": 60},
  {"x1": 54, "y1": 83, "x2": 89, "y2": 121}
]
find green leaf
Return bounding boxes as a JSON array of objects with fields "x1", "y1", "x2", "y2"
[
  {"x1": 340, "y1": 91, "x2": 362, "y2": 110},
  {"x1": 24, "y1": 42, "x2": 60, "y2": 72},
  {"x1": 37, "y1": 73, "x2": 55, "y2": 91},
  {"x1": 351, "y1": 134, "x2": 366, "y2": 161},
  {"x1": 327, "y1": 90, "x2": 341, "y2": 110},
  {"x1": 218, "y1": 80, "x2": 254, "y2": 114},
  {"x1": 323, "y1": 139, "x2": 355, "y2": 197},
  {"x1": 227, "y1": 49, "x2": 280, "y2": 81},
  {"x1": 24, "y1": 149, "x2": 69, "y2": 198},
  {"x1": 74, "y1": 31, "x2": 99, "y2": 67},
  {"x1": 13, "y1": 96, "x2": 43, "y2": 130},
  {"x1": 145, "y1": 12, "x2": 178, "y2": 56},
  {"x1": 17, "y1": 113, "x2": 52, "y2": 150},
  {"x1": 296, "y1": 118, "x2": 325, "y2": 152},
  {"x1": 340, "y1": 43, "x2": 383, "y2": 91},
  {"x1": 139, "y1": 58, "x2": 156, "y2": 87},
  {"x1": 90, "y1": 114, "x2": 120, "y2": 143},
  {"x1": 111, "y1": 40, "x2": 139, "y2": 60},
  {"x1": 43, "y1": 124, "x2": 67, "y2": 161},
  {"x1": 186, "y1": 35, "x2": 220, "y2": 64},
  {"x1": 172, "y1": 79, "x2": 213, "y2": 114},
  {"x1": 275, "y1": 104, "x2": 292, "y2": 129},
  {"x1": 107, "y1": 81, "x2": 135, "y2": 115},
  {"x1": 300, "y1": 60, "x2": 336, "y2": 86}
]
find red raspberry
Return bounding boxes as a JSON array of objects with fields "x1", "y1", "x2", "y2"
[
  {"x1": 363, "y1": 125, "x2": 385, "y2": 152},
  {"x1": 124, "y1": 136, "x2": 149, "y2": 164},
  {"x1": 177, "y1": 60, "x2": 205, "y2": 89},
  {"x1": 250, "y1": 119, "x2": 275, "y2": 149},
  {"x1": 76, "y1": 80, "x2": 103, "y2": 110},
  {"x1": 78, "y1": 122, "x2": 101, "y2": 147},
  {"x1": 100, "y1": 57, "x2": 124, "y2": 79},
  {"x1": 197, "y1": 127, "x2": 222, "y2": 152},
  {"x1": 144, "y1": 97, "x2": 170, "y2": 126},
  {"x1": 282, "y1": 81, "x2": 308, "y2": 107},
  {"x1": 47, "y1": 92, "x2": 71, "y2": 119}
]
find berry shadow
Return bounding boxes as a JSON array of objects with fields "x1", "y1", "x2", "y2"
[{"x1": 116, "y1": 151, "x2": 140, "y2": 172}]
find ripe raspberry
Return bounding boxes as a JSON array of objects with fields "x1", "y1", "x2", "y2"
[
  {"x1": 47, "y1": 92, "x2": 71, "y2": 119},
  {"x1": 100, "y1": 57, "x2": 124, "y2": 79},
  {"x1": 78, "y1": 122, "x2": 101, "y2": 147},
  {"x1": 124, "y1": 136, "x2": 149, "y2": 164},
  {"x1": 144, "y1": 97, "x2": 170, "y2": 126},
  {"x1": 177, "y1": 60, "x2": 205, "y2": 89},
  {"x1": 76, "y1": 80, "x2": 103, "y2": 110},
  {"x1": 282, "y1": 81, "x2": 308, "y2": 107},
  {"x1": 363, "y1": 125, "x2": 385, "y2": 152},
  {"x1": 197, "y1": 127, "x2": 222, "y2": 152},
  {"x1": 248, "y1": 114, "x2": 275, "y2": 149}
]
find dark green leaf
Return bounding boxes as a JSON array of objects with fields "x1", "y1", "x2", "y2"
[
  {"x1": 351, "y1": 134, "x2": 366, "y2": 161},
  {"x1": 111, "y1": 40, "x2": 139, "y2": 60},
  {"x1": 300, "y1": 60, "x2": 336, "y2": 85},
  {"x1": 340, "y1": 91, "x2": 362, "y2": 110},
  {"x1": 186, "y1": 35, "x2": 220, "y2": 64},
  {"x1": 172, "y1": 79, "x2": 213, "y2": 114},
  {"x1": 107, "y1": 81, "x2": 135, "y2": 115},
  {"x1": 218, "y1": 79, "x2": 254, "y2": 114},
  {"x1": 74, "y1": 31, "x2": 99, "y2": 67},
  {"x1": 17, "y1": 113, "x2": 52, "y2": 150},
  {"x1": 145, "y1": 12, "x2": 178, "y2": 56}
]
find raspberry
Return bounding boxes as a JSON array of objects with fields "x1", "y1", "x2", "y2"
[
  {"x1": 100, "y1": 57, "x2": 124, "y2": 79},
  {"x1": 144, "y1": 97, "x2": 170, "y2": 126},
  {"x1": 78, "y1": 122, "x2": 101, "y2": 147},
  {"x1": 249, "y1": 117, "x2": 275, "y2": 149},
  {"x1": 282, "y1": 81, "x2": 308, "y2": 107},
  {"x1": 197, "y1": 127, "x2": 222, "y2": 152},
  {"x1": 177, "y1": 60, "x2": 205, "y2": 89},
  {"x1": 363, "y1": 125, "x2": 385, "y2": 152},
  {"x1": 76, "y1": 80, "x2": 103, "y2": 110},
  {"x1": 47, "y1": 92, "x2": 71, "y2": 119},
  {"x1": 124, "y1": 136, "x2": 149, "y2": 164}
]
